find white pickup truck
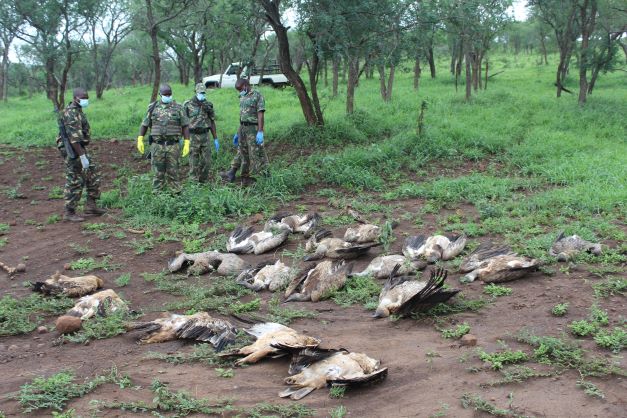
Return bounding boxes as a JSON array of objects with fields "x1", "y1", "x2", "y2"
[{"x1": 202, "y1": 62, "x2": 290, "y2": 89}]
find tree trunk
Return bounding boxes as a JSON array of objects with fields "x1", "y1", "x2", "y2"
[
  {"x1": 378, "y1": 64, "x2": 387, "y2": 101},
  {"x1": 1, "y1": 46, "x2": 9, "y2": 102},
  {"x1": 332, "y1": 56, "x2": 339, "y2": 98},
  {"x1": 427, "y1": 47, "x2": 436, "y2": 78},
  {"x1": 578, "y1": 0, "x2": 596, "y2": 106},
  {"x1": 464, "y1": 50, "x2": 472, "y2": 101},
  {"x1": 387, "y1": 63, "x2": 395, "y2": 101},
  {"x1": 259, "y1": 0, "x2": 319, "y2": 125},
  {"x1": 484, "y1": 59, "x2": 489, "y2": 90},
  {"x1": 540, "y1": 35, "x2": 548, "y2": 65},
  {"x1": 307, "y1": 46, "x2": 324, "y2": 125},
  {"x1": 346, "y1": 55, "x2": 359, "y2": 114},
  {"x1": 413, "y1": 55, "x2": 421, "y2": 90}
]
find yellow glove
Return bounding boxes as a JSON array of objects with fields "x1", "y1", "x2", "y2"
[
  {"x1": 181, "y1": 139, "x2": 190, "y2": 157},
  {"x1": 136, "y1": 136, "x2": 145, "y2": 154}
]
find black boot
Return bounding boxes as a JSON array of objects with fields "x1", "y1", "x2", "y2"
[
  {"x1": 220, "y1": 168, "x2": 237, "y2": 183},
  {"x1": 63, "y1": 207, "x2": 84, "y2": 222},
  {"x1": 84, "y1": 197, "x2": 106, "y2": 216}
]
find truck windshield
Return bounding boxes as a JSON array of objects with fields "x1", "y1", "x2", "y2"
[{"x1": 226, "y1": 65, "x2": 240, "y2": 76}]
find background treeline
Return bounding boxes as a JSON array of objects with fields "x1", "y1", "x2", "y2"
[{"x1": 0, "y1": 0, "x2": 625, "y2": 116}]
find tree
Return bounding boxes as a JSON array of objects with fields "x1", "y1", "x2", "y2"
[
  {"x1": 529, "y1": 0, "x2": 579, "y2": 97},
  {"x1": 85, "y1": 0, "x2": 132, "y2": 98},
  {"x1": 259, "y1": 0, "x2": 321, "y2": 125},
  {"x1": 0, "y1": 3, "x2": 22, "y2": 101},
  {"x1": 16, "y1": 0, "x2": 88, "y2": 108},
  {"x1": 576, "y1": 0, "x2": 597, "y2": 105},
  {"x1": 132, "y1": 0, "x2": 196, "y2": 102}
]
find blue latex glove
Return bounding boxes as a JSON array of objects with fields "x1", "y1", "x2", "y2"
[
  {"x1": 233, "y1": 133, "x2": 239, "y2": 146},
  {"x1": 79, "y1": 154, "x2": 90, "y2": 170},
  {"x1": 214, "y1": 138, "x2": 220, "y2": 152},
  {"x1": 256, "y1": 131, "x2": 264, "y2": 145}
]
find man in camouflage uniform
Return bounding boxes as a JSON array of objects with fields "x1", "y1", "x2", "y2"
[
  {"x1": 58, "y1": 87, "x2": 105, "y2": 222},
  {"x1": 184, "y1": 83, "x2": 219, "y2": 183},
  {"x1": 136, "y1": 84, "x2": 190, "y2": 192},
  {"x1": 221, "y1": 78, "x2": 269, "y2": 183}
]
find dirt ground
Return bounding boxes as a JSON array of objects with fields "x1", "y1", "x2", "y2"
[{"x1": 0, "y1": 142, "x2": 625, "y2": 418}]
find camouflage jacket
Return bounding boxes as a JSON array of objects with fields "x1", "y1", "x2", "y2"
[
  {"x1": 141, "y1": 101, "x2": 189, "y2": 137},
  {"x1": 59, "y1": 101, "x2": 90, "y2": 146},
  {"x1": 183, "y1": 97, "x2": 215, "y2": 130},
  {"x1": 239, "y1": 90, "x2": 265, "y2": 124}
]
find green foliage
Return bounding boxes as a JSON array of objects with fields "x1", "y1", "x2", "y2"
[
  {"x1": 0, "y1": 294, "x2": 73, "y2": 336},
  {"x1": 483, "y1": 284, "x2": 513, "y2": 297},
  {"x1": 487, "y1": 365, "x2": 554, "y2": 387},
  {"x1": 0, "y1": 223, "x2": 9, "y2": 234},
  {"x1": 231, "y1": 298, "x2": 261, "y2": 314},
  {"x1": 415, "y1": 295, "x2": 489, "y2": 318},
  {"x1": 115, "y1": 273, "x2": 131, "y2": 287},
  {"x1": 479, "y1": 350, "x2": 529, "y2": 370},
  {"x1": 18, "y1": 367, "x2": 131, "y2": 413},
  {"x1": 246, "y1": 402, "x2": 315, "y2": 418},
  {"x1": 45, "y1": 214, "x2": 61, "y2": 224},
  {"x1": 64, "y1": 310, "x2": 131, "y2": 344},
  {"x1": 592, "y1": 277, "x2": 626, "y2": 298},
  {"x1": 516, "y1": 330, "x2": 621, "y2": 378},
  {"x1": 569, "y1": 320, "x2": 598, "y2": 337},
  {"x1": 593, "y1": 327, "x2": 626, "y2": 353},
  {"x1": 440, "y1": 323, "x2": 471, "y2": 339},
  {"x1": 329, "y1": 385, "x2": 346, "y2": 399},
  {"x1": 214, "y1": 368, "x2": 234, "y2": 378},
  {"x1": 100, "y1": 380, "x2": 231, "y2": 416},
  {"x1": 68, "y1": 242, "x2": 91, "y2": 255},
  {"x1": 551, "y1": 303, "x2": 569, "y2": 317},
  {"x1": 267, "y1": 295, "x2": 317, "y2": 325},
  {"x1": 588, "y1": 304, "x2": 609, "y2": 326},
  {"x1": 329, "y1": 405, "x2": 348, "y2": 418},
  {"x1": 147, "y1": 338, "x2": 250, "y2": 367},
  {"x1": 69, "y1": 256, "x2": 120, "y2": 272},
  {"x1": 460, "y1": 393, "x2": 524, "y2": 417},
  {"x1": 331, "y1": 275, "x2": 381, "y2": 309},
  {"x1": 576, "y1": 380, "x2": 605, "y2": 399}
]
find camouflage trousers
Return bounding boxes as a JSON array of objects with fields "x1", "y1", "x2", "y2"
[
  {"x1": 150, "y1": 140, "x2": 181, "y2": 192},
  {"x1": 64, "y1": 151, "x2": 101, "y2": 210},
  {"x1": 189, "y1": 132, "x2": 211, "y2": 183},
  {"x1": 230, "y1": 124, "x2": 269, "y2": 177}
]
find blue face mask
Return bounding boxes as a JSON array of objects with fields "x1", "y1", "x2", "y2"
[
  {"x1": 79, "y1": 99, "x2": 89, "y2": 108},
  {"x1": 196, "y1": 93, "x2": 206, "y2": 101},
  {"x1": 161, "y1": 95, "x2": 173, "y2": 104},
  {"x1": 239, "y1": 89, "x2": 247, "y2": 97}
]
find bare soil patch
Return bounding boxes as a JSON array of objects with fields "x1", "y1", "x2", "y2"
[{"x1": 0, "y1": 142, "x2": 625, "y2": 417}]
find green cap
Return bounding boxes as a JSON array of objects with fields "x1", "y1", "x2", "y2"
[{"x1": 195, "y1": 83, "x2": 206, "y2": 94}]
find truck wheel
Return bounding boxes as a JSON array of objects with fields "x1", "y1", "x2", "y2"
[{"x1": 205, "y1": 82, "x2": 219, "y2": 89}]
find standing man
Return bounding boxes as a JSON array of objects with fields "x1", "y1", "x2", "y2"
[
  {"x1": 221, "y1": 78, "x2": 269, "y2": 183},
  {"x1": 183, "y1": 83, "x2": 219, "y2": 183},
  {"x1": 136, "y1": 84, "x2": 190, "y2": 193},
  {"x1": 58, "y1": 88, "x2": 105, "y2": 222}
]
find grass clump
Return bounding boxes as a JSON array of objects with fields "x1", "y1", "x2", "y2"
[
  {"x1": 246, "y1": 402, "x2": 315, "y2": 418},
  {"x1": 18, "y1": 367, "x2": 131, "y2": 413},
  {"x1": 0, "y1": 294, "x2": 73, "y2": 336},
  {"x1": 592, "y1": 277, "x2": 626, "y2": 298},
  {"x1": 485, "y1": 365, "x2": 554, "y2": 387},
  {"x1": 331, "y1": 275, "x2": 381, "y2": 309},
  {"x1": 569, "y1": 320, "x2": 598, "y2": 337},
  {"x1": 483, "y1": 284, "x2": 513, "y2": 297},
  {"x1": 576, "y1": 380, "x2": 605, "y2": 399},
  {"x1": 440, "y1": 323, "x2": 471, "y2": 340},
  {"x1": 115, "y1": 273, "x2": 131, "y2": 287},
  {"x1": 329, "y1": 385, "x2": 346, "y2": 399},
  {"x1": 214, "y1": 368, "x2": 234, "y2": 378},
  {"x1": 329, "y1": 405, "x2": 348, "y2": 418},
  {"x1": 99, "y1": 380, "x2": 231, "y2": 416},
  {"x1": 479, "y1": 350, "x2": 529, "y2": 370},
  {"x1": 593, "y1": 327, "x2": 626, "y2": 353},
  {"x1": 267, "y1": 295, "x2": 317, "y2": 325},
  {"x1": 69, "y1": 256, "x2": 120, "y2": 272},
  {"x1": 551, "y1": 302, "x2": 569, "y2": 317},
  {"x1": 147, "y1": 341, "x2": 246, "y2": 367},
  {"x1": 64, "y1": 310, "x2": 132, "y2": 344},
  {"x1": 460, "y1": 393, "x2": 524, "y2": 417},
  {"x1": 415, "y1": 295, "x2": 489, "y2": 318}
]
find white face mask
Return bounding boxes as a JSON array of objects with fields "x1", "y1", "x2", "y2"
[
  {"x1": 196, "y1": 93, "x2": 206, "y2": 101},
  {"x1": 239, "y1": 89, "x2": 247, "y2": 97},
  {"x1": 79, "y1": 99, "x2": 89, "y2": 108},
  {"x1": 161, "y1": 95, "x2": 173, "y2": 104}
]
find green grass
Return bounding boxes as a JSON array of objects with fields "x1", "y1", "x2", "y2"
[
  {"x1": 18, "y1": 367, "x2": 131, "y2": 413},
  {"x1": 440, "y1": 323, "x2": 471, "y2": 339},
  {"x1": 483, "y1": 284, "x2": 513, "y2": 297},
  {"x1": 0, "y1": 294, "x2": 74, "y2": 336},
  {"x1": 330, "y1": 275, "x2": 381, "y2": 309},
  {"x1": 69, "y1": 256, "x2": 120, "y2": 272},
  {"x1": 63, "y1": 310, "x2": 131, "y2": 344},
  {"x1": 569, "y1": 320, "x2": 598, "y2": 337},
  {"x1": 593, "y1": 327, "x2": 626, "y2": 353},
  {"x1": 592, "y1": 277, "x2": 626, "y2": 298},
  {"x1": 115, "y1": 273, "x2": 131, "y2": 287},
  {"x1": 551, "y1": 302, "x2": 569, "y2": 317},
  {"x1": 479, "y1": 350, "x2": 529, "y2": 370},
  {"x1": 460, "y1": 393, "x2": 525, "y2": 417}
]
